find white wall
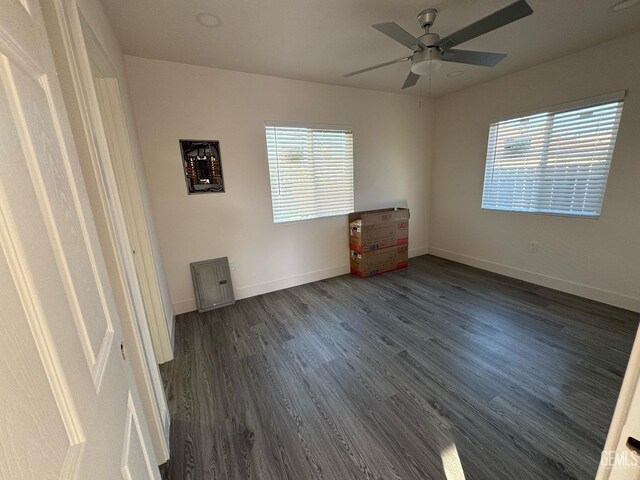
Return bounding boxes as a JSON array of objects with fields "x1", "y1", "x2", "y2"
[
  {"x1": 430, "y1": 31, "x2": 640, "y2": 312},
  {"x1": 124, "y1": 56, "x2": 434, "y2": 314}
]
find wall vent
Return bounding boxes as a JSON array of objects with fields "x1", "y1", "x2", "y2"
[{"x1": 190, "y1": 257, "x2": 235, "y2": 312}]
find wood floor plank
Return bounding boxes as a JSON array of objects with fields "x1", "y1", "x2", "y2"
[{"x1": 160, "y1": 255, "x2": 638, "y2": 479}]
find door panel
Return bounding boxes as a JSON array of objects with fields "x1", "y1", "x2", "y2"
[
  {"x1": 3, "y1": 52, "x2": 114, "y2": 387},
  {"x1": 0, "y1": 244, "x2": 70, "y2": 479},
  {"x1": 0, "y1": 59, "x2": 86, "y2": 475},
  {"x1": 122, "y1": 393, "x2": 157, "y2": 479}
]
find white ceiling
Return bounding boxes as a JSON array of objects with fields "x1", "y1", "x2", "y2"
[{"x1": 100, "y1": 0, "x2": 640, "y2": 97}]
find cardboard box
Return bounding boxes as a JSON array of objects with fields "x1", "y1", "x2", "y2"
[
  {"x1": 349, "y1": 208, "x2": 410, "y2": 253},
  {"x1": 350, "y1": 244, "x2": 409, "y2": 278},
  {"x1": 349, "y1": 208, "x2": 410, "y2": 277}
]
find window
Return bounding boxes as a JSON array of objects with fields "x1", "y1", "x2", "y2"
[
  {"x1": 265, "y1": 122, "x2": 354, "y2": 223},
  {"x1": 481, "y1": 92, "x2": 625, "y2": 217}
]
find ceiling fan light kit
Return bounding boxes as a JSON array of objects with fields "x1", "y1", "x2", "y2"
[
  {"x1": 343, "y1": 0, "x2": 533, "y2": 90},
  {"x1": 410, "y1": 48, "x2": 442, "y2": 75}
]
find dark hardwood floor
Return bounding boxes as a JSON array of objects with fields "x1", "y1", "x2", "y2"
[{"x1": 160, "y1": 255, "x2": 638, "y2": 480}]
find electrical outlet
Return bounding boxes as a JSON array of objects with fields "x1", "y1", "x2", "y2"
[{"x1": 529, "y1": 241, "x2": 539, "y2": 254}]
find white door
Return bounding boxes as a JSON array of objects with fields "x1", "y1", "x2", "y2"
[{"x1": 0, "y1": 0, "x2": 159, "y2": 478}]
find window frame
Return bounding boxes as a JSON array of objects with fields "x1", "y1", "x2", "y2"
[
  {"x1": 481, "y1": 90, "x2": 626, "y2": 219},
  {"x1": 264, "y1": 120, "x2": 355, "y2": 224}
]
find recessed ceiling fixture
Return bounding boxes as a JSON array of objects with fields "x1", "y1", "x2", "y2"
[
  {"x1": 196, "y1": 12, "x2": 221, "y2": 28},
  {"x1": 608, "y1": 0, "x2": 640, "y2": 11},
  {"x1": 447, "y1": 70, "x2": 464, "y2": 77}
]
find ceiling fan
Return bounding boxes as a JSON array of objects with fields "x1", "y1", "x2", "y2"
[{"x1": 343, "y1": 0, "x2": 533, "y2": 89}]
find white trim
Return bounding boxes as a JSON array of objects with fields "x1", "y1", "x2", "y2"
[
  {"x1": 59, "y1": 443, "x2": 85, "y2": 480},
  {"x1": 429, "y1": 247, "x2": 640, "y2": 312},
  {"x1": 174, "y1": 245, "x2": 430, "y2": 314},
  {"x1": 121, "y1": 392, "x2": 158, "y2": 480},
  {"x1": 409, "y1": 246, "x2": 430, "y2": 258},
  {"x1": 597, "y1": 327, "x2": 640, "y2": 479},
  {"x1": 168, "y1": 314, "x2": 175, "y2": 351},
  {"x1": 493, "y1": 90, "x2": 626, "y2": 123},
  {"x1": 92, "y1": 76, "x2": 173, "y2": 363},
  {"x1": 173, "y1": 264, "x2": 350, "y2": 315},
  {"x1": 235, "y1": 264, "x2": 351, "y2": 300},
  {"x1": 16, "y1": 0, "x2": 32, "y2": 15},
  {"x1": 173, "y1": 299, "x2": 197, "y2": 316},
  {"x1": 480, "y1": 207, "x2": 601, "y2": 220},
  {"x1": 265, "y1": 120, "x2": 353, "y2": 132},
  {"x1": 0, "y1": 20, "x2": 41, "y2": 79},
  {"x1": 174, "y1": 263, "x2": 349, "y2": 314}
]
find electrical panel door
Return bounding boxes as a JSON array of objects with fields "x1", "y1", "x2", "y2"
[{"x1": 190, "y1": 257, "x2": 235, "y2": 312}]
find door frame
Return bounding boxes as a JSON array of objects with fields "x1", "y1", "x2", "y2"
[
  {"x1": 42, "y1": 0, "x2": 170, "y2": 461},
  {"x1": 597, "y1": 325, "x2": 640, "y2": 479},
  {"x1": 91, "y1": 66, "x2": 173, "y2": 364}
]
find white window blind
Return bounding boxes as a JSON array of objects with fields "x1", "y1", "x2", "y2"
[
  {"x1": 482, "y1": 92, "x2": 624, "y2": 217},
  {"x1": 265, "y1": 122, "x2": 354, "y2": 223}
]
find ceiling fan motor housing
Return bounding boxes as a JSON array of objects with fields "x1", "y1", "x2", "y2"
[{"x1": 417, "y1": 32, "x2": 440, "y2": 48}]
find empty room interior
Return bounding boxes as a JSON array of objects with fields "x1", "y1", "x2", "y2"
[{"x1": 3, "y1": 0, "x2": 640, "y2": 478}]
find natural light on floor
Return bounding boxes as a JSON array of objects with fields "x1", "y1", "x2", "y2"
[{"x1": 441, "y1": 443, "x2": 467, "y2": 480}]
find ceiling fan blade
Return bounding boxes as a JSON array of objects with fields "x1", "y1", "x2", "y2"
[
  {"x1": 373, "y1": 22, "x2": 423, "y2": 50},
  {"x1": 402, "y1": 71, "x2": 420, "y2": 89},
  {"x1": 437, "y1": 0, "x2": 533, "y2": 50},
  {"x1": 441, "y1": 49, "x2": 506, "y2": 67},
  {"x1": 342, "y1": 56, "x2": 411, "y2": 78}
]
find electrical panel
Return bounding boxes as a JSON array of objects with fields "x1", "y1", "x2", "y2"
[
  {"x1": 179, "y1": 139, "x2": 225, "y2": 194},
  {"x1": 190, "y1": 257, "x2": 235, "y2": 312}
]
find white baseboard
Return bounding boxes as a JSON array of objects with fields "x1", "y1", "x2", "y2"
[
  {"x1": 173, "y1": 299, "x2": 196, "y2": 315},
  {"x1": 173, "y1": 245, "x2": 431, "y2": 315},
  {"x1": 429, "y1": 247, "x2": 640, "y2": 312},
  {"x1": 409, "y1": 246, "x2": 430, "y2": 258},
  {"x1": 234, "y1": 263, "x2": 351, "y2": 301},
  {"x1": 173, "y1": 264, "x2": 350, "y2": 315}
]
